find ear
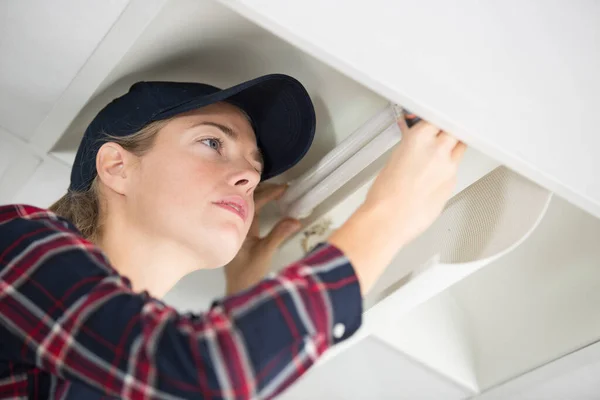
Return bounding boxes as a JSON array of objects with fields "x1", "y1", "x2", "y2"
[{"x1": 96, "y1": 142, "x2": 136, "y2": 195}]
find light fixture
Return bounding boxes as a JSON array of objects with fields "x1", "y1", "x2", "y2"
[{"x1": 278, "y1": 103, "x2": 405, "y2": 219}]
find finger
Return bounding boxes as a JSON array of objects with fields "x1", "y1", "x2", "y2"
[
  {"x1": 409, "y1": 121, "x2": 441, "y2": 139},
  {"x1": 261, "y1": 218, "x2": 301, "y2": 254},
  {"x1": 254, "y1": 182, "x2": 283, "y2": 199},
  {"x1": 255, "y1": 183, "x2": 287, "y2": 211},
  {"x1": 451, "y1": 141, "x2": 467, "y2": 163},
  {"x1": 396, "y1": 110, "x2": 409, "y2": 134},
  {"x1": 249, "y1": 211, "x2": 260, "y2": 237},
  {"x1": 254, "y1": 182, "x2": 279, "y2": 195},
  {"x1": 437, "y1": 131, "x2": 459, "y2": 151}
]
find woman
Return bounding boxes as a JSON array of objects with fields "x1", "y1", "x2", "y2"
[{"x1": 0, "y1": 74, "x2": 465, "y2": 399}]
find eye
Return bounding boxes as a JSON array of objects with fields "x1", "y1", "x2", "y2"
[
  {"x1": 200, "y1": 137, "x2": 262, "y2": 174},
  {"x1": 200, "y1": 137, "x2": 224, "y2": 152}
]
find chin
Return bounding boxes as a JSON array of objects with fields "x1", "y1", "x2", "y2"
[
  {"x1": 189, "y1": 242, "x2": 238, "y2": 269},
  {"x1": 187, "y1": 213, "x2": 246, "y2": 267},
  {"x1": 204, "y1": 229, "x2": 244, "y2": 267}
]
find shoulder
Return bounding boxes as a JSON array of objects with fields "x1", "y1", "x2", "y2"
[
  {"x1": 0, "y1": 204, "x2": 85, "y2": 250},
  {"x1": 0, "y1": 204, "x2": 80, "y2": 234},
  {"x1": 0, "y1": 204, "x2": 117, "y2": 276},
  {"x1": 1, "y1": 203, "x2": 70, "y2": 222}
]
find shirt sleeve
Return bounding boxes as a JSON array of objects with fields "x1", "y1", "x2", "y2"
[{"x1": 0, "y1": 204, "x2": 362, "y2": 400}]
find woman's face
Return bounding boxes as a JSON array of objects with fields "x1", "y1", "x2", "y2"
[{"x1": 126, "y1": 102, "x2": 262, "y2": 267}]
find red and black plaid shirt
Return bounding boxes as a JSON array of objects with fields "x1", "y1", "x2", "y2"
[{"x1": 0, "y1": 205, "x2": 362, "y2": 399}]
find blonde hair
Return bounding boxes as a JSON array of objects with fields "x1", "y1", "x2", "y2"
[{"x1": 49, "y1": 119, "x2": 171, "y2": 242}]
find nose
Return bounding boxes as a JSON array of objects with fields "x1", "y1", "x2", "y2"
[{"x1": 229, "y1": 163, "x2": 261, "y2": 192}]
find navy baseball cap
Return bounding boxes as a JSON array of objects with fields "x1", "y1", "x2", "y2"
[{"x1": 69, "y1": 73, "x2": 316, "y2": 192}]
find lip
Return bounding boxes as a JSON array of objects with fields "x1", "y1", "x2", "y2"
[{"x1": 212, "y1": 195, "x2": 249, "y2": 222}]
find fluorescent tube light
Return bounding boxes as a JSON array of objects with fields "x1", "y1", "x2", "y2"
[
  {"x1": 278, "y1": 104, "x2": 396, "y2": 209},
  {"x1": 278, "y1": 104, "x2": 404, "y2": 219}
]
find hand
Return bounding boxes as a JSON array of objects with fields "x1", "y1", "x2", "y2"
[
  {"x1": 329, "y1": 114, "x2": 466, "y2": 294},
  {"x1": 224, "y1": 183, "x2": 302, "y2": 295},
  {"x1": 364, "y1": 116, "x2": 467, "y2": 243}
]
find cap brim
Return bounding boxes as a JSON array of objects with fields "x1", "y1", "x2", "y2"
[{"x1": 155, "y1": 74, "x2": 316, "y2": 181}]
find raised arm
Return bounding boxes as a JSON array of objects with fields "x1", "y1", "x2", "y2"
[{"x1": 0, "y1": 205, "x2": 360, "y2": 399}]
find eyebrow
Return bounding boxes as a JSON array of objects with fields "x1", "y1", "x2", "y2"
[{"x1": 190, "y1": 121, "x2": 265, "y2": 173}]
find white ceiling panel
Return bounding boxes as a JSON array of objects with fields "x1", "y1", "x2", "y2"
[
  {"x1": 0, "y1": 0, "x2": 129, "y2": 140},
  {"x1": 11, "y1": 157, "x2": 70, "y2": 208},
  {"x1": 488, "y1": 359, "x2": 600, "y2": 400},
  {"x1": 476, "y1": 341, "x2": 600, "y2": 400},
  {"x1": 0, "y1": 128, "x2": 41, "y2": 204},
  {"x1": 279, "y1": 337, "x2": 471, "y2": 400}
]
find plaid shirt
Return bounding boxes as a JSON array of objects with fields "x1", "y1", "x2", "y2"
[{"x1": 0, "y1": 205, "x2": 362, "y2": 399}]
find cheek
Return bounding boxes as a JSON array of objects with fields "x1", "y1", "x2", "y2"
[{"x1": 132, "y1": 151, "x2": 209, "y2": 211}]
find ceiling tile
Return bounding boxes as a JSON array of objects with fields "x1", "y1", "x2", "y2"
[{"x1": 0, "y1": 0, "x2": 129, "y2": 140}]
